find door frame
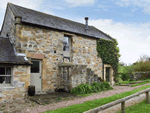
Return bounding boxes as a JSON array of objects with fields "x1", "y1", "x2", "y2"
[
  {"x1": 106, "y1": 67, "x2": 110, "y2": 82},
  {"x1": 104, "y1": 64, "x2": 115, "y2": 86},
  {"x1": 30, "y1": 59, "x2": 42, "y2": 93}
]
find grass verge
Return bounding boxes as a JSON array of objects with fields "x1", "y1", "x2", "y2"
[
  {"x1": 119, "y1": 79, "x2": 150, "y2": 87},
  {"x1": 117, "y1": 100, "x2": 150, "y2": 113},
  {"x1": 44, "y1": 85, "x2": 150, "y2": 113},
  {"x1": 130, "y1": 81, "x2": 150, "y2": 87}
]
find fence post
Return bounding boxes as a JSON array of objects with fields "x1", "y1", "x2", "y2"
[
  {"x1": 121, "y1": 101, "x2": 125, "y2": 113},
  {"x1": 146, "y1": 91, "x2": 150, "y2": 103}
]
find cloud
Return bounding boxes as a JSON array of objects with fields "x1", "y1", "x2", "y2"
[
  {"x1": 115, "y1": 0, "x2": 150, "y2": 14},
  {"x1": 64, "y1": 0, "x2": 95, "y2": 7},
  {"x1": 98, "y1": 4, "x2": 112, "y2": 11},
  {"x1": 0, "y1": 0, "x2": 43, "y2": 10},
  {"x1": 43, "y1": 9, "x2": 55, "y2": 15},
  {"x1": 89, "y1": 19, "x2": 150, "y2": 64}
]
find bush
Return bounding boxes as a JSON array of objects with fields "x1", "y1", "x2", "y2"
[
  {"x1": 71, "y1": 82, "x2": 113, "y2": 95},
  {"x1": 133, "y1": 61, "x2": 150, "y2": 72},
  {"x1": 120, "y1": 73, "x2": 131, "y2": 81},
  {"x1": 71, "y1": 83, "x2": 92, "y2": 95}
]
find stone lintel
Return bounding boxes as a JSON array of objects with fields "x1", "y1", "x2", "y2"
[{"x1": 27, "y1": 53, "x2": 45, "y2": 59}]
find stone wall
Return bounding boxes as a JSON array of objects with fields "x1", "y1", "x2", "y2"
[
  {"x1": 57, "y1": 63, "x2": 100, "y2": 92},
  {"x1": 0, "y1": 65, "x2": 30, "y2": 103},
  {"x1": 133, "y1": 72, "x2": 150, "y2": 80},
  {"x1": 71, "y1": 35, "x2": 103, "y2": 77},
  {"x1": 14, "y1": 23, "x2": 103, "y2": 92}
]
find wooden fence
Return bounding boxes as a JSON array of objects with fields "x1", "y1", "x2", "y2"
[{"x1": 84, "y1": 88, "x2": 150, "y2": 113}]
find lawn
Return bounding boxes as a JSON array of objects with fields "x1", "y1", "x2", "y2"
[
  {"x1": 44, "y1": 85, "x2": 150, "y2": 113},
  {"x1": 130, "y1": 81, "x2": 150, "y2": 87},
  {"x1": 119, "y1": 78, "x2": 150, "y2": 87},
  {"x1": 117, "y1": 100, "x2": 150, "y2": 113}
]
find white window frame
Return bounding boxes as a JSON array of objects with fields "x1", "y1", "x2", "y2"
[
  {"x1": 0, "y1": 66, "x2": 12, "y2": 85},
  {"x1": 63, "y1": 35, "x2": 71, "y2": 58}
]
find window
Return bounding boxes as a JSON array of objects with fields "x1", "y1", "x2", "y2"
[
  {"x1": 0, "y1": 67, "x2": 11, "y2": 84},
  {"x1": 31, "y1": 61, "x2": 40, "y2": 73},
  {"x1": 63, "y1": 36, "x2": 69, "y2": 51}
]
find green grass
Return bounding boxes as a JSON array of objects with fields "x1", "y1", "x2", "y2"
[
  {"x1": 130, "y1": 81, "x2": 150, "y2": 87},
  {"x1": 44, "y1": 85, "x2": 150, "y2": 113},
  {"x1": 0, "y1": 109, "x2": 4, "y2": 111},
  {"x1": 119, "y1": 80, "x2": 136, "y2": 84},
  {"x1": 119, "y1": 78, "x2": 150, "y2": 87},
  {"x1": 117, "y1": 100, "x2": 150, "y2": 113}
]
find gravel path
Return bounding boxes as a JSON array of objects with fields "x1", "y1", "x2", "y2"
[{"x1": 22, "y1": 83, "x2": 150, "y2": 113}]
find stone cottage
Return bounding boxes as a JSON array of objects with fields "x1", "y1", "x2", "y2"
[{"x1": 0, "y1": 3, "x2": 115, "y2": 102}]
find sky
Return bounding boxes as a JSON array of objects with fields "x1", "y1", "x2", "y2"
[{"x1": 0, "y1": 0, "x2": 150, "y2": 65}]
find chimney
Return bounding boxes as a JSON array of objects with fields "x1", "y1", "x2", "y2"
[{"x1": 85, "y1": 17, "x2": 89, "y2": 31}]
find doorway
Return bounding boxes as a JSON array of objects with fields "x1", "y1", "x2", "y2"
[
  {"x1": 106, "y1": 67, "x2": 110, "y2": 82},
  {"x1": 30, "y1": 59, "x2": 42, "y2": 93}
]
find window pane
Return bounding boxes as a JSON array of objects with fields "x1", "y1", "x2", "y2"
[
  {"x1": 0, "y1": 76, "x2": 11, "y2": 84},
  {"x1": 63, "y1": 37, "x2": 69, "y2": 51},
  {"x1": 6, "y1": 67, "x2": 11, "y2": 75},
  {"x1": 5, "y1": 76, "x2": 11, "y2": 84},
  {"x1": 31, "y1": 61, "x2": 40, "y2": 73},
  {"x1": 0, "y1": 67, "x2": 5, "y2": 75},
  {"x1": 0, "y1": 76, "x2": 5, "y2": 84}
]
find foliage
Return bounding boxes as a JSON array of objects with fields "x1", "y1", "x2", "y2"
[
  {"x1": 120, "y1": 73, "x2": 130, "y2": 81},
  {"x1": 71, "y1": 83, "x2": 92, "y2": 94},
  {"x1": 46, "y1": 85, "x2": 150, "y2": 113},
  {"x1": 137, "y1": 54, "x2": 150, "y2": 62},
  {"x1": 133, "y1": 54, "x2": 150, "y2": 72},
  {"x1": 119, "y1": 62, "x2": 126, "y2": 67},
  {"x1": 133, "y1": 61, "x2": 150, "y2": 72},
  {"x1": 71, "y1": 82, "x2": 112, "y2": 95},
  {"x1": 118, "y1": 64, "x2": 135, "y2": 81},
  {"x1": 97, "y1": 38, "x2": 120, "y2": 82}
]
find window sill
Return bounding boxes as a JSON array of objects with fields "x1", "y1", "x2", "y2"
[{"x1": 0, "y1": 84, "x2": 15, "y2": 90}]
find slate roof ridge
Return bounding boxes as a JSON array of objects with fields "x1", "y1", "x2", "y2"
[
  {"x1": 7, "y1": 2, "x2": 114, "y2": 41},
  {"x1": 8, "y1": 2, "x2": 21, "y2": 17},
  {"x1": 8, "y1": 2, "x2": 89, "y2": 28}
]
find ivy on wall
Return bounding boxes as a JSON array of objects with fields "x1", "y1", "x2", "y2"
[{"x1": 97, "y1": 38, "x2": 120, "y2": 82}]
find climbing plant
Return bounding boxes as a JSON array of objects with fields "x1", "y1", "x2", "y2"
[{"x1": 97, "y1": 38, "x2": 120, "y2": 82}]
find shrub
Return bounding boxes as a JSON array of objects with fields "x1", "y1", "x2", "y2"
[
  {"x1": 120, "y1": 73, "x2": 131, "y2": 81},
  {"x1": 133, "y1": 61, "x2": 150, "y2": 72},
  {"x1": 71, "y1": 83, "x2": 92, "y2": 95},
  {"x1": 71, "y1": 82, "x2": 113, "y2": 95}
]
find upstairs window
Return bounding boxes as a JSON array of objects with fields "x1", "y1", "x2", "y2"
[
  {"x1": 63, "y1": 36, "x2": 69, "y2": 51},
  {"x1": 0, "y1": 67, "x2": 11, "y2": 84}
]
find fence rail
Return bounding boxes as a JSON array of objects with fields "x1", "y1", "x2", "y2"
[{"x1": 84, "y1": 88, "x2": 150, "y2": 113}]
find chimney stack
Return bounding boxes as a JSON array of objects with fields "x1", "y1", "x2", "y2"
[{"x1": 85, "y1": 17, "x2": 89, "y2": 31}]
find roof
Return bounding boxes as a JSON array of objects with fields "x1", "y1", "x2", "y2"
[
  {"x1": 8, "y1": 3, "x2": 113, "y2": 41},
  {"x1": 0, "y1": 37, "x2": 31, "y2": 64}
]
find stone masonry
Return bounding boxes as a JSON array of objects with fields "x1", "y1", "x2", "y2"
[
  {"x1": 57, "y1": 63, "x2": 100, "y2": 92},
  {"x1": 14, "y1": 23, "x2": 103, "y2": 92},
  {"x1": 0, "y1": 3, "x2": 114, "y2": 103},
  {"x1": 0, "y1": 65, "x2": 30, "y2": 103}
]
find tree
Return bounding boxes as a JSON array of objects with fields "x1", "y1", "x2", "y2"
[
  {"x1": 119, "y1": 62, "x2": 126, "y2": 67},
  {"x1": 138, "y1": 54, "x2": 150, "y2": 62}
]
